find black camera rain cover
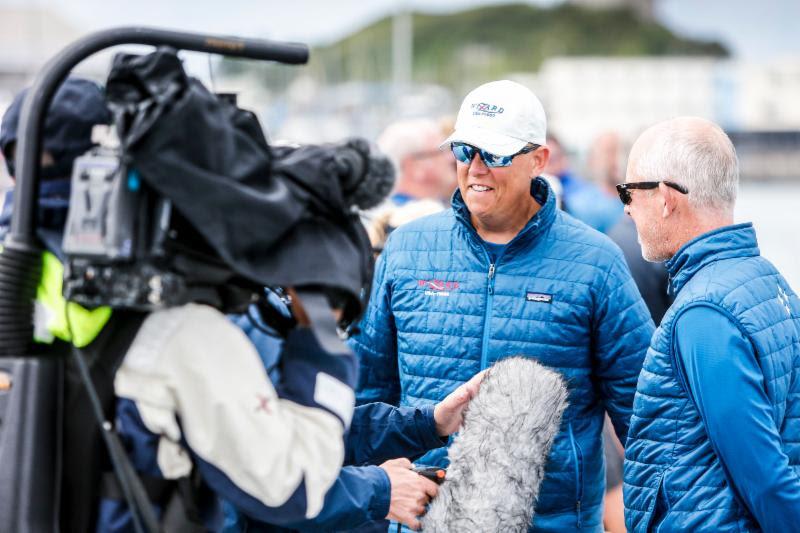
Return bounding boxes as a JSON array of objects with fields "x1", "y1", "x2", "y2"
[{"x1": 104, "y1": 49, "x2": 371, "y2": 319}]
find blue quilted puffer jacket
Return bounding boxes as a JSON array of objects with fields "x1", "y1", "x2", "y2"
[
  {"x1": 624, "y1": 223, "x2": 800, "y2": 532},
  {"x1": 351, "y1": 178, "x2": 654, "y2": 531}
]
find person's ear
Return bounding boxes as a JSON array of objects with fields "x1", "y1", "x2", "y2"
[
  {"x1": 659, "y1": 181, "x2": 680, "y2": 218},
  {"x1": 530, "y1": 145, "x2": 550, "y2": 177}
]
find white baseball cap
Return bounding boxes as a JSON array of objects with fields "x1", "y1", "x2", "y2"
[{"x1": 440, "y1": 80, "x2": 547, "y2": 156}]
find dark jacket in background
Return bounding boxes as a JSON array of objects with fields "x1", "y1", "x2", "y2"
[{"x1": 607, "y1": 216, "x2": 673, "y2": 324}]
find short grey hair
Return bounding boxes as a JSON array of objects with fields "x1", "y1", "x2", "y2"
[
  {"x1": 631, "y1": 119, "x2": 739, "y2": 213},
  {"x1": 377, "y1": 118, "x2": 442, "y2": 175}
]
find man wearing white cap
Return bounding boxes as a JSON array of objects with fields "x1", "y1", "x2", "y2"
[{"x1": 351, "y1": 81, "x2": 653, "y2": 531}]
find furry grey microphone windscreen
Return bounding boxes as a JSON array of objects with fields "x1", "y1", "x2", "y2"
[{"x1": 421, "y1": 357, "x2": 568, "y2": 533}]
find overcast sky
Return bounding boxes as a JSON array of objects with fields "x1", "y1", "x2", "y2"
[{"x1": 2, "y1": 0, "x2": 799, "y2": 61}]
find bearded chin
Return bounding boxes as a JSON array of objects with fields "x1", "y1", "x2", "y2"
[
  {"x1": 642, "y1": 246, "x2": 670, "y2": 263},
  {"x1": 639, "y1": 224, "x2": 672, "y2": 263}
]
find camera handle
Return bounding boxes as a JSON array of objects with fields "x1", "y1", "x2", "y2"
[{"x1": 8, "y1": 26, "x2": 309, "y2": 251}]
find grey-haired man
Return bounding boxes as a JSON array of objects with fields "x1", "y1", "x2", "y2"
[{"x1": 622, "y1": 117, "x2": 800, "y2": 532}]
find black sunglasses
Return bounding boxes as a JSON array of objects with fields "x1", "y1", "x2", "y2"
[{"x1": 615, "y1": 181, "x2": 689, "y2": 205}]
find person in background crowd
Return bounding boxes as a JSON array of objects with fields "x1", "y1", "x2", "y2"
[
  {"x1": 377, "y1": 117, "x2": 457, "y2": 205},
  {"x1": 364, "y1": 118, "x2": 455, "y2": 252},
  {"x1": 352, "y1": 80, "x2": 654, "y2": 531},
  {"x1": 623, "y1": 116, "x2": 800, "y2": 532},
  {"x1": 586, "y1": 130, "x2": 672, "y2": 324},
  {"x1": 435, "y1": 115, "x2": 458, "y2": 204},
  {"x1": 545, "y1": 133, "x2": 621, "y2": 233}
]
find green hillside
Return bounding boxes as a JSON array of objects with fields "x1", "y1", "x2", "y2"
[{"x1": 223, "y1": 3, "x2": 728, "y2": 91}]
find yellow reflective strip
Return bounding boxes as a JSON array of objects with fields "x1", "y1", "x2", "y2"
[
  {"x1": 36, "y1": 251, "x2": 111, "y2": 347},
  {"x1": 66, "y1": 301, "x2": 111, "y2": 348}
]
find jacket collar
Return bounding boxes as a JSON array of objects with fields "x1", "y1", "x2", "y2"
[
  {"x1": 665, "y1": 222, "x2": 759, "y2": 295},
  {"x1": 451, "y1": 176, "x2": 556, "y2": 255}
]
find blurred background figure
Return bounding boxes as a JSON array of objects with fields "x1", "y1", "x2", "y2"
[
  {"x1": 587, "y1": 130, "x2": 673, "y2": 325},
  {"x1": 436, "y1": 115, "x2": 458, "y2": 204},
  {"x1": 378, "y1": 117, "x2": 456, "y2": 204},
  {"x1": 364, "y1": 118, "x2": 455, "y2": 252},
  {"x1": 585, "y1": 130, "x2": 627, "y2": 202},
  {"x1": 544, "y1": 133, "x2": 622, "y2": 234},
  {"x1": 601, "y1": 416, "x2": 626, "y2": 533}
]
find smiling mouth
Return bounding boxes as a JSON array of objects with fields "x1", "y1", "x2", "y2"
[{"x1": 469, "y1": 184, "x2": 494, "y2": 192}]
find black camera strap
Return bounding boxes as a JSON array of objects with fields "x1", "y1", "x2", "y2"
[
  {"x1": 70, "y1": 343, "x2": 161, "y2": 533},
  {"x1": 63, "y1": 304, "x2": 160, "y2": 533}
]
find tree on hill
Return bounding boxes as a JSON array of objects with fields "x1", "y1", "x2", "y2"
[{"x1": 222, "y1": 2, "x2": 728, "y2": 93}]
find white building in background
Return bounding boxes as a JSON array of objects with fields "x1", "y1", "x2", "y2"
[
  {"x1": 736, "y1": 58, "x2": 800, "y2": 131},
  {"x1": 534, "y1": 55, "x2": 800, "y2": 144},
  {"x1": 528, "y1": 55, "x2": 800, "y2": 180},
  {"x1": 534, "y1": 57, "x2": 721, "y2": 148}
]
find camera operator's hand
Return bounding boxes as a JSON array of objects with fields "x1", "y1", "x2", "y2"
[
  {"x1": 380, "y1": 458, "x2": 439, "y2": 531},
  {"x1": 433, "y1": 370, "x2": 486, "y2": 436}
]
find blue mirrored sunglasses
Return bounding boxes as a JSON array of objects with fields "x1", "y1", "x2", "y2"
[{"x1": 450, "y1": 142, "x2": 538, "y2": 168}]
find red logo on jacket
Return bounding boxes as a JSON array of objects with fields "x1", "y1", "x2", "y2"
[{"x1": 418, "y1": 279, "x2": 460, "y2": 291}]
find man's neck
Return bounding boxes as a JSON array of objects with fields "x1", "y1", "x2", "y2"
[
  {"x1": 472, "y1": 201, "x2": 541, "y2": 245},
  {"x1": 670, "y1": 211, "x2": 734, "y2": 256}
]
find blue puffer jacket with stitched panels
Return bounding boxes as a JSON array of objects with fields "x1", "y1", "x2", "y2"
[
  {"x1": 623, "y1": 223, "x2": 800, "y2": 532},
  {"x1": 351, "y1": 178, "x2": 654, "y2": 531}
]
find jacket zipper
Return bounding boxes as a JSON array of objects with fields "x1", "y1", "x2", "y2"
[
  {"x1": 480, "y1": 262, "x2": 496, "y2": 371},
  {"x1": 568, "y1": 423, "x2": 584, "y2": 528}
]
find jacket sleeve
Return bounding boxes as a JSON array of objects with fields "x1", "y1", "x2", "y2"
[
  {"x1": 346, "y1": 403, "x2": 446, "y2": 466},
  {"x1": 288, "y1": 403, "x2": 447, "y2": 531},
  {"x1": 675, "y1": 305, "x2": 800, "y2": 532},
  {"x1": 349, "y1": 250, "x2": 401, "y2": 406},
  {"x1": 285, "y1": 465, "x2": 391, "y2": 532},
  {"x1": 592, "y1": 248, "x2": 654, "y2": 444},
  {"x1": 116, "y1": 304, "x2": 357, "y2": 526}
]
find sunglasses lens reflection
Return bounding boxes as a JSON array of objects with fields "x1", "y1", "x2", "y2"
[
  {"x1": 451, "y1": 144, "x2": 475, "y2": 165},
  {"x1": 451, "y1": 143, "x2": 526, "y2": 168}
]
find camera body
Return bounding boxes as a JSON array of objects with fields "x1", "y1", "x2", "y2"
[
  {"x1": 60, "y1": 46, "x2": 394, "y2": 318},
  {"x1": 59, "y1": 123, "x2": 394, "y2": 316},
  {"x1": 62, "y1": 127, "x2": 187, "y2": 310}
]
